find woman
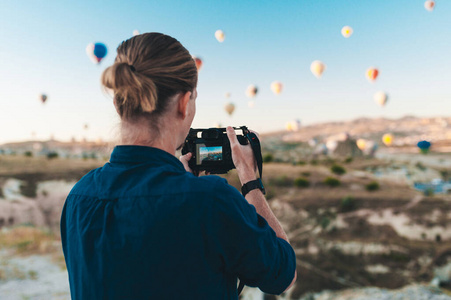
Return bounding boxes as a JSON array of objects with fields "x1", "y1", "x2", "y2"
[{"x1": 61, "y1": 32, "x2": 296, "y2": 300}]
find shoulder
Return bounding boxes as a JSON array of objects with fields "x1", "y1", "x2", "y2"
[{"x1": 68, "y1": 167, "x2": 102, "y2": 196}]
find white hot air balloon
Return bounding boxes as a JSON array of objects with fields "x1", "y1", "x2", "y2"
[
  {"x1": 310, "y1": 60, "x2": 326, "y2": 78},
  {"x1": 133, "y1": 30, "x2": 140, "y2": 36},
  {"x1": 341, "y1": 26, "x2": 353, "y2": 38},
  {"x1": 224, "y1": 92, "x2": 231, "y2": 98},
  {"x1": 224, "y1": 102, "x2": 235, "y2": 116},
  {"x1": 248, "y1": 100, "x2": 256, "y2": 108},
  {"x1": 215, "y1": 30, "x2": 225, "y2": 43},
  {"x1": 374, "y1": 91, "x2": 388, "y2": 107}
]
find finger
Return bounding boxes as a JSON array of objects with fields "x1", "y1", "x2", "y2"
[
  {"x1": 226, "y1": 126, "x2": 239, "y2": 147},
  {"x1": 179, "y1": 153, "x2": 193, "y2": 173}
]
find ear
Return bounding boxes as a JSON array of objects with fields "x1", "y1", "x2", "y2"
[{"x1": 177, "y1": 91, "x2": 191, "y2": 119}]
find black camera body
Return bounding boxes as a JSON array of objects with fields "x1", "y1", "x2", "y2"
[{"x1": 181, "y1": 126, "x2": 249, "y2": 174}]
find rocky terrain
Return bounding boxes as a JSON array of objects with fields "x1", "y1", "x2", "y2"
[{"x1": 1, "y1": 127, "x2": 451, "y2": 299}]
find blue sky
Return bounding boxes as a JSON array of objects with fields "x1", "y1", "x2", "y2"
[{"x1": 0, "y1": 0, "x2": 450, "y2": 143}]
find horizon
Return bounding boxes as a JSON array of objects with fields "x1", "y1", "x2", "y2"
[
  {"x1": 1, "y1": 0, "x2": 450, "y2": 144},
  {"x1": 1, "y1": 113, "x2": 448, "y2": 145}
]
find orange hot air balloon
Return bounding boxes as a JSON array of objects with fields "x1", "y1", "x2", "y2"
[
  {"x1": 366, "y1": 68, "x2": 379, "y2": 82},
  {"x1": 424, "y1": 0, "x2": 435, "y2": 11},
  {"x1": 341, "y1": 26, "x2": 353, "y2": 38},
  {"x1": 192, "y1": 56, "x2": 203, "y2": 71},
  {"x1": 270, "y1": 81, "x2": 283, "y2": 95},
  {"x1": 310, "y1": 60, "x2": 326, "y2": 78},
  {"x1": 224, "y1": 102, "x2": 235, "y2": 116}
]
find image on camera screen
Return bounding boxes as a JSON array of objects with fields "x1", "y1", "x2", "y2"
[{"x1": 197, "y1": 145, "x2": 223, "y2": 165}]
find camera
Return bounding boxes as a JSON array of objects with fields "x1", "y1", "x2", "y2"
[{"x1": 181, "y1": 126, "x2": 250, "y2": 174}]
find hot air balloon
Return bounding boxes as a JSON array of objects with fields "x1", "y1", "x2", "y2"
[
  {"x1": 192, "y1": 56, "x2": 203, "y2": 71},
  {"x1": 270, "y1": 81, "x2": 283, "y2": 95},
  {"x1": 382, "y1": 134, "x2": 393, "y2": 146},
  {"x1": 224, "y1": 102, "x2": 235, "y2": 116},
  {"x1": 215, "y1": 30, "x2": 225, "y2": 43},
  {"x1": 424, "y1": 0, "x2": 435, "y2": 11},
  {"x1": 326, "y1": 140, "x2": 338, "y2": 153},
  {"x1": 86, "y1": 43, "x2": 108, "y2": 64},
  {"x1": 224, "y1": 92, "x2": 231, "y2": 98},
  {"x1": 366, "y1": 68, "x2": 379, "y2": 82},
  {"x1": 248, "y1": 101, "x2": 255, "y2": 108},
  {"x1": 83, "y1": 123, "x2": 89, "y2": 130},
  {"x1": 285, "y1": 120, "x2": 301, "y2": 132},
  {"x1": 374, "y1": 91, "x2": 388, "y2": 107},
  {"x1": 310, "y1": 61, "x2": 326, "y2": 78},
  {"x1": 341, "y1": 26, "x2": 353, "y2": 38},
  {"x1": 356, "y1": 139, "x2": 367, "y2": 151},
  {"x1": 245, "y1": 85, "x2": 258, "y2": 98},
  {"x1": 417, "y1": 140, "x2": 431, "y2": 154},
  {"x1": 40, "y1": 94, "x2": 48, "y2": 104},
  {"x1": 133, "y1": 30, "x2": 140, "y2": 36}
]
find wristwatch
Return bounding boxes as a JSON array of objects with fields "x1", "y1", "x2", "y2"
[{"x1": 241, "y1": 178, "x2": 266, "y2": 197}]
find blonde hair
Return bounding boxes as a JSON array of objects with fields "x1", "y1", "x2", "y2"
[{"x1": 101, "y1": 33, "x2": 198, "y2": 121}]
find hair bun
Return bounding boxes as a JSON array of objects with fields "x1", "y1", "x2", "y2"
[{"x1": 101, "y1": 61, "x2": 157, "y2": 117}]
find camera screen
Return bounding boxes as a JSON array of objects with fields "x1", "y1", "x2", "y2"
[{"x1": 197, "y1": 145, "x2": 223, "y2": 165}]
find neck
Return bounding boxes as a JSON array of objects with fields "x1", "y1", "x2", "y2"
[{"x1": 119, "y1": 117, "x2": 179, "y2": 156}]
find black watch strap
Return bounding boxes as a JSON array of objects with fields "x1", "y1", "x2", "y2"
[{"x1": 241, "y1": 178, "x2": 266, "y2": 197}]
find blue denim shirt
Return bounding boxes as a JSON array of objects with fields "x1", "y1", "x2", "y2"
[{"x1": 61, "y1": 145, "x2": 296, "y2": 300}]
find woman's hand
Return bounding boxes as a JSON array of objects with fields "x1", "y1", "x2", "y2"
[
  {"x1": 180, "y1": 152, "x2": 194, "y2": 174},
  {"x1": 179, "y1": 152, "x2": 209, "y2": 176},
  {"x1": 226, "y1": 126, "x2": 257, "y2": 185}
]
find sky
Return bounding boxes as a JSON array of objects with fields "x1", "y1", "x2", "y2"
[{"x1": 0, "y1": 0, "x2": 450, "y2": 143}]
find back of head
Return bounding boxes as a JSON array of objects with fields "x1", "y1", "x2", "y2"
[{"x1": 101, "y1": 33, "x2": 198, "y2": 121}]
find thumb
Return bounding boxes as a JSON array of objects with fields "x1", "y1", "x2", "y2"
[
  {"x1": 179, "y1": 152, "x2": 193, "y2": 173},
  {"x1": 226, "y1": 126, "x2": 238, "y2": 147}
]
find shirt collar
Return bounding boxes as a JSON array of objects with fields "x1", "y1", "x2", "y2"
[{"x1": 109, "y1": 145, "x2": 185, "y2": 171}]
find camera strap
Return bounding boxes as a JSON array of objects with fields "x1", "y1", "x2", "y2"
[
  {"x1": 245, "y1": 131, "x2": 263, "y2": 179},
  {"x1": 237, "y1": 131, "x2": 263, "y2": 296}
]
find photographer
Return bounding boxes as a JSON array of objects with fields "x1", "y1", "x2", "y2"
[{"x1": 61, "y1": 32, "x2": 296, "y2": 299}]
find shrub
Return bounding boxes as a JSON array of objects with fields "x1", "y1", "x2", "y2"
[
  {"x1": 310, "y1": 159, "x2": 318, "y2": 165},
  {"x1": 46, "y1": 152, "x2": 58, "y2": 159},
  {"x1": 294, "y1": 177, "x2": 310, "y2": 188},
  {"x1": 344, "y1": 157, "x2": 353, "y2": 164},
  {"x1": 270, "y1": 175, "x2": 292, "y2": 187},
  {"x1": 301, "y1": 171, "x2": 311, "y2": 177},
  {"x1": 263, "y1": 153, "x2": 274, "y2": 163},
  {"x1": 297, "y1": 160, "x2": 306, "y2": 166},
  {"x1": 24, "y1": 151, "x2": 33, "y2": 157},
  {"x1": 331, "y1": 164, "x2": 346, "y2": 175},
  {"x1": 324, "y1": 177, "x2": 340, "y2": 187},
  {"x1": 320, "y1": 217, "x2": 330, "y2": 229},
  {"x1": 340, "y1": 196, "x2": 356, "y2": 212},
  {"x1": 365, "y1": 181, "x2": 380, "y2": 191},
  {"x1": 424, "y1": 188, "x2": 434, "y2": 197}
]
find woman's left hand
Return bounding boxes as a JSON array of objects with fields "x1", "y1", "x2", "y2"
[{"x1": 179, "y1": 152, "x2": 210, "y2": 176}]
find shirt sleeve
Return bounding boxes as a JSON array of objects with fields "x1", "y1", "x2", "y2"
[{"x1": 205, "y1": 178, "x2": 296, "y2": 295}]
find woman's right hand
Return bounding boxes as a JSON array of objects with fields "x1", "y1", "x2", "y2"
[{"x1": 226, "y1": 126, "x2": 257, "y2": 185}]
